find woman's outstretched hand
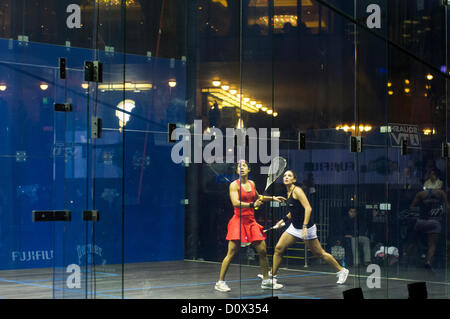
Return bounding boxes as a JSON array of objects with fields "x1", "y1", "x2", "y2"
[{"x1": 273, "y1": 196, "x2": 287, "y2": 202}]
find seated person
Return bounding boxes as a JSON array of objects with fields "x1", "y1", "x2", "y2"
[
  {"x1": 423, "y1": 169, "x2": 442, "y2": 190},
  {"x1": 343, "y1": 207, "x2": 372, "y2": 267}
]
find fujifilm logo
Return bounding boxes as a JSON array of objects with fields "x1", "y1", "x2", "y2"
[
  {"x1": 12, "y1": 250, "x2": 54, "y2": 262},
  {"x1": 170, "y1": 120, "x2": 279, "y2": 174}
]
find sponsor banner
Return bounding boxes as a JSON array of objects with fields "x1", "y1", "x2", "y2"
[
  {"x1": 389, "y1": 123, "x2": 421, "y2": 149},
  {"x1": 285, "y1": 148, "x2": 411, "y2": 185}
]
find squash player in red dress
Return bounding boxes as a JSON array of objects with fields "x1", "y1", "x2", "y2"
[{"x1": 215, "y1": 160, "x2": 286, "y2": 292}]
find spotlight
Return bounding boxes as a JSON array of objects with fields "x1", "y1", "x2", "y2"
[
  {"x1": 168, "y1": 80, "x2": 177, "y2": 88},
  {"x1": 115, "y1": 99, "x2": 136, "y2": 128},
  {"x1": 40, "y1": 83, "x2": 49, "y2": 91}
]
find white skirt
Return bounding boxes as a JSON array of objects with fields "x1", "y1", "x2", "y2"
[{"x1": 285, "y1": 223, "x2": 318, "y2": 240}]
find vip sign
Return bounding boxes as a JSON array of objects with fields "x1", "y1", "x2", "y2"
[
  {"x1": 66, "y1": 4, "x2": 81, "y2": 29},
  {"x1": 389, "y1": 124, "x2": 421, "y2": 149}
]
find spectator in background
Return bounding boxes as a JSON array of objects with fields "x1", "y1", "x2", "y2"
[
  {"x1": 403, "y1": 188, "x2": 449, "y2": 271},
  {"x1": 298, "y1": 20, "x2": 311, "y2": 35},
  {"x1": 423, "y1": 168, "x2": 442, "y2": 190},
  {"x1": 343, "y1": 207, "x2": 372, "y2": 267},
  {"x1": 301, "y1": 172, "x2": 316, "y2": 196},
  {"x1": 282, "y1": 22, "x2": 296, "y2": 35}
]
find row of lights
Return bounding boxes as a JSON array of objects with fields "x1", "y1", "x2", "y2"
[
  {"x1": 0, "y1": 83, "x2": 49, "y2": 91},
  {"x1": 337, "y1": 124, "x2": 437, "y2": 136},
  {"x1": 210, "y1": 80, "x2": 278, "y2": 117},
  {"x1": 0, "y1": 80, "x2": 176, "y2": 92},
  {"x1": 387, "y1": 74, "x2": 433, "y2": 96},
  {"x1": 0, "y1": 78, "x2": 441, "y2": 137},
  {"x1": 336, "y1": 124, "x2": 373, "y2": 133},
  {"x1": 423, "y1": 128, "x2": 436, "y2": 135},
  {"x1": 257, "y1": 15, "x2": 299, "y2": 29},
  {"x1": 100, "y1": 0, "x2": 136, "y2": 6},
  {"x1": 87, "y1": 81, "x2": 174, "y2": 90}
]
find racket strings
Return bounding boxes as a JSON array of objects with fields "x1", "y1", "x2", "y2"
[{"x1": 265, "y1": 157, "x2": 287, "y2": 189}]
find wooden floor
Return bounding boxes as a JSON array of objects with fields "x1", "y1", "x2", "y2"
[{"x1": 0, "y1": 260, "x2": 448, "y2": 299}]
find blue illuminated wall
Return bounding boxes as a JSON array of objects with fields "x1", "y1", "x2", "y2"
[{"x1": 0, "y1": 38, "x2": 185, "y2": 270}]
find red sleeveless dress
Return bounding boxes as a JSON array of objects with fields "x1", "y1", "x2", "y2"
[{"x1": 226, "y1": 180, "x2": 266, "y2": 243}]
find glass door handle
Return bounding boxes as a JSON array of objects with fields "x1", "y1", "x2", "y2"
[
  {"x1": 83, "y1": 210, "x2": 99, "y2": 222},
  {"x1": 32, "y1": 210, "x2": 72, "y2": 222}
]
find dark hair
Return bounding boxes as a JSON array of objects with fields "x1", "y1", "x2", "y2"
[
  {"x1": 235, "y1": 160, "x2": 250, "y2": 171},
  {"x1": 344, "y1": 206, "x2": 357, "y2": 216},
  {"x1": 284, "y1": 169, "x2": 297, "y2": 179},
  {"x1": 430, "y1": 168, "x2": 440, "y2": 176}
]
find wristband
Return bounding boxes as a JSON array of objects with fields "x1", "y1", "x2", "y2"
[{"x1": 249, "y1": 202, "x2": 254, "y2": 208}]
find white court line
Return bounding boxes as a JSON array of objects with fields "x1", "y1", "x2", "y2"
[{"x1": 184, "y1": 259, "x2": 450, "y2": 286}]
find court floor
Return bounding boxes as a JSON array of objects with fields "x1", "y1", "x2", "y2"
[{"x1": 0, "y1": 260, "x2": 448, "y2": 299}]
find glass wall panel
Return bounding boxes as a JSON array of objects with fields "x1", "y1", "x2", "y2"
[
  {"x1": 353, "y1": 9, "x2": 389, "y2": 298},
  {"x1": 0, "y1": 38, "x2": 95, "y2": 298},
  {"x1": 276, "y1": 0, "x2": 357, "y2": 299},
  {"x1": 121, "y1": 55, "x2": 186, "y2": 298},
  {"x1": 385, "y1": 47, "x2": 448, "y2": 299},
  {"x1": 1, "y1": 0, "x2": 450, "y2": 301}
]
